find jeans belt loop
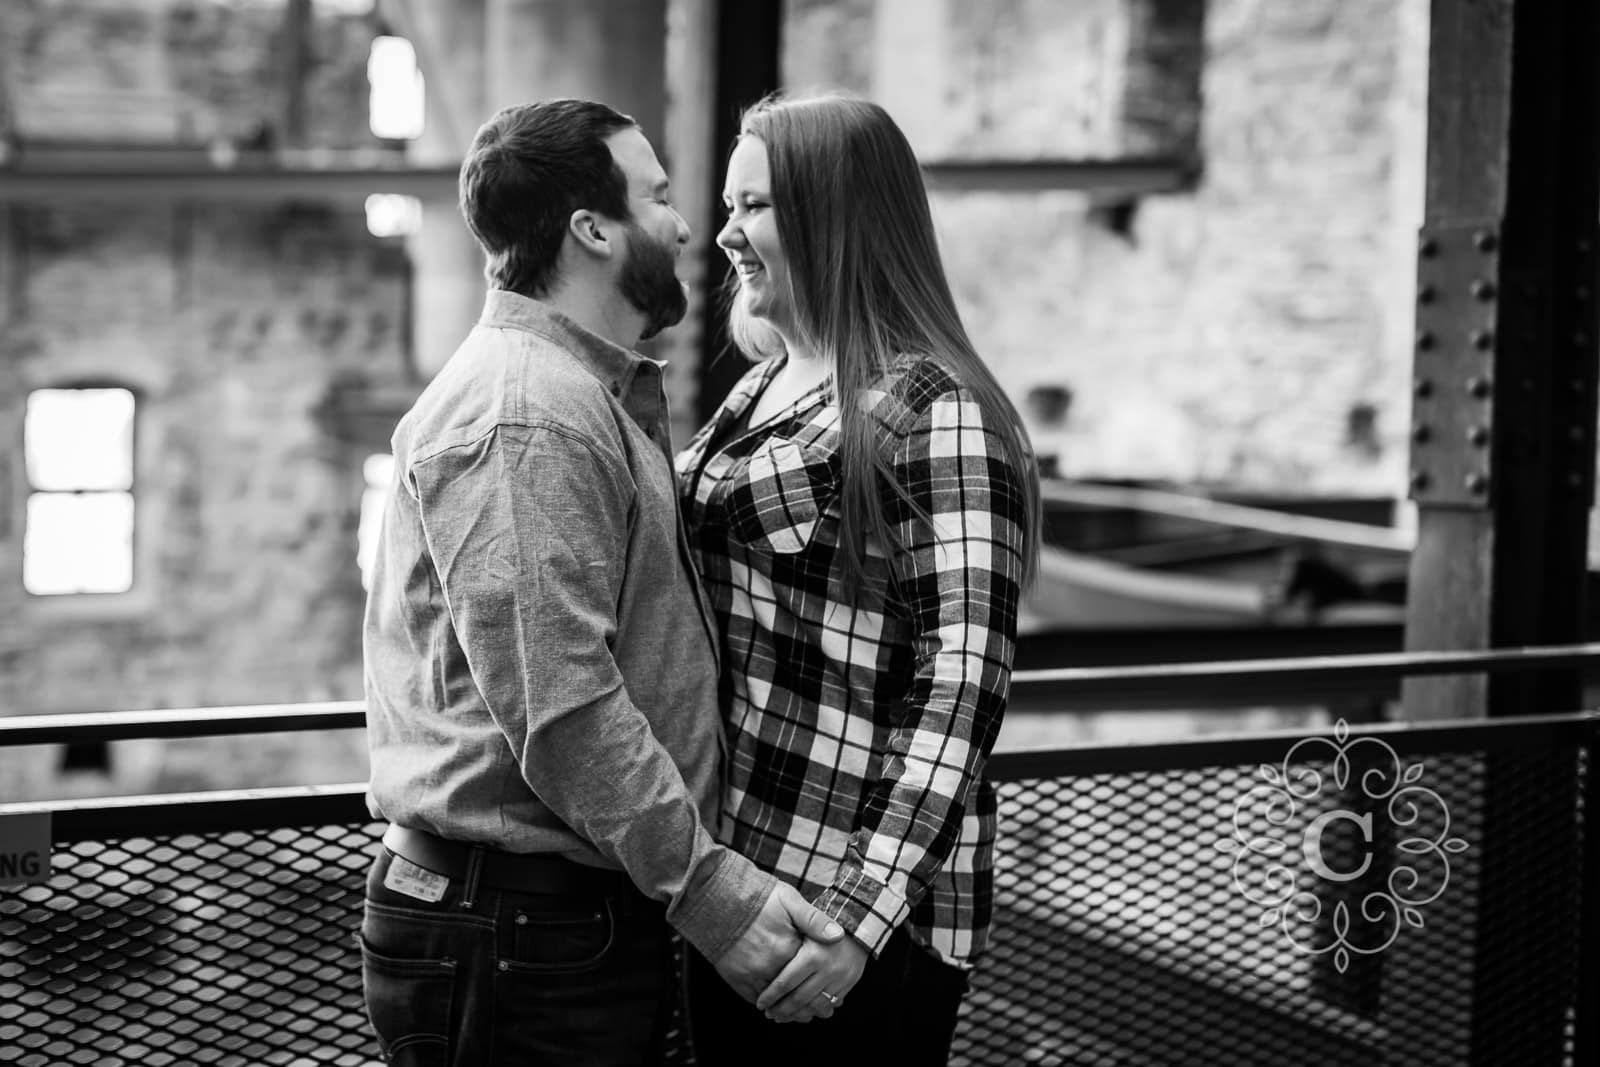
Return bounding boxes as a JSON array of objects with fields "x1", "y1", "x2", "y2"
[{"x1": 460, "y1": 846, "x2": 484, "y2": 909}]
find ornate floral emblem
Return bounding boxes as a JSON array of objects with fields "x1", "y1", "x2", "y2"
[{"x1": 1216, "y1": 719, "x2": 1470, "y2": 972}]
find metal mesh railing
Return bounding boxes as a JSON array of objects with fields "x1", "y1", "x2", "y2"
[
  {"x1": 956, "y1": 722, "x2": 1595, "y2": 1067},
  {"x1": 3, "y1": 716, "x2": 1595, "y2": 1066},
  {"x1": 1, "y1": 816, "x2": 380, "y2": 1067}
]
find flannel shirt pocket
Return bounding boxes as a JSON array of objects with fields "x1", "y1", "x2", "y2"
[{"x1": 722, "y1": 437, "x2": 838, "y2": 555}]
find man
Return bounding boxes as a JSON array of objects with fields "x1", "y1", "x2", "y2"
[{"x1": 358, "y1": 99, "x2": 841, "y2": 1065}]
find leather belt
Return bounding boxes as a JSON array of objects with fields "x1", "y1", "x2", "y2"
[{"x1": 382, "y1": 824, "x2": 629, "y2": 897}]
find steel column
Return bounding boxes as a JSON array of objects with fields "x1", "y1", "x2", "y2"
[
  {"x1": 1404, "y1": 0, "x2": 1600, "y2": 721},
  {"x1": 694, "y1": 0, "x2": 782, "y2": 424},
  {"x1": 1399, "y1": 5, "x2": 1596, "y2": 1063}
]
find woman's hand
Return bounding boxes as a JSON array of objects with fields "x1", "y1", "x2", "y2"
[{"x1": 754, "y1": 931, "x2": 870, "y2": 1023}]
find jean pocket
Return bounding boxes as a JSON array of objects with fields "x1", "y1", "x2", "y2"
[
  {"x1": 357, "y1": 932, "x2": 457, "y2": 1065},
  {"x1": 508, "y1": 896, "x2": 616, "y2": 973}
]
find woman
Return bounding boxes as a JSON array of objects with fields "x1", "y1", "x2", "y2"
[{"x1": 675, "y1": 92, "x2": 1041, "y2": 1065}]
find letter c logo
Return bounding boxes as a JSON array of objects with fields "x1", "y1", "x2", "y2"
[{"x1": 1303, "y1": 810, "x2": 1373, "y2": 881}]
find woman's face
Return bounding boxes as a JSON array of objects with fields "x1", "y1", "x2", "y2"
[{"x1": 717, "y1": 136, "x2": 793, "y2": 332}]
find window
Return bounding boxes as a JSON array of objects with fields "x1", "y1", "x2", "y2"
[
  {"x1": 23, "y1": 387, "x2": 136, "y2": 596},
  {"x1": 365, "y1": 193, "x2": 423, "y2": 238},
  {"x1": 358, "y1": 453, "x2": 394, "y2": 591},
  {"x1": 368, "y1": 36, "x2": 425, "y2": 140}
]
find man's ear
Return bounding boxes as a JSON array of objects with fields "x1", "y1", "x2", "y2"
[{"x1": 568, "y1": 210, "x2": 614, "y2": 258}]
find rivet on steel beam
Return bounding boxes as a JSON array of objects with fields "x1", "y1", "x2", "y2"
[
  {"x1": 1470, "y1": 330, "x2": 1493, "y2": 350},
  {"x1": 1417, "y1": 284, "x2": 1437, "y2": 304},
  {"x1": 1571, "y1": 472, "x2": 1586, "y2": 490},
  {"x1": 1576, "y1": 332, "x2": 1592, "y2": 348},
  {"x1": 1411, "y1": 470, "x2": 1431, "y2": 492},
  {"x1": 1416, "y1": 330, "x2": 1435, "y2": 350},
  {"x1": 1414, "y1": 378, "x2": 1434, "y2": 398},
  {"x1": 1466, "y1": 376, "x2": 1491, "y2": 398},
  {"x1": 1464, "y1": 473, "x2": 1489, "y2": 495},
  {"x1": 1577, "y1": 285, "x2": 1592, "y2": 302},
  {"x1": 1579, "y1": 238, "x2": 1594, "y2": 254},
  {"x1": 1412, "y1": 424, "x2": 1432, "y2": 444},
  {"x1": 1572, "y1": 425, "x2": 1588, "y2": 443},
  {"x1": 1466, "y1": 425, "x2": 1489, "y2": 447},
  {"x1": 1573, "y1": 378, "x2": 1588, "y2": 395},
  {"x1": 1419, "y1": 236, "x2": 1439, "y2": 257},
  {"x1": 1473, "y1": 230, "x2": 1497, "y2": 252},
  {"x1": 1470, "y1": 280, "x2": 1496, "y2": 301}
]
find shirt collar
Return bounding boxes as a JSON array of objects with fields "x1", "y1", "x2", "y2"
[
  {"x1": 723, "y1": 355, "x2": 834, "y2": 422},
  {"x1": 478, "y1": 290, "x2": 665, "y2": 423}
]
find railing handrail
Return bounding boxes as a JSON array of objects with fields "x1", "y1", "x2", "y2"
[
  {"x1": 988, "y1": 708, "x2": 1600, "y2": 778},
  {"x1": 0, "y1": 782, "x2": 372, "y2": 842},
  {"x1": 4, "y1": 643, "x2": 1599, "y2": 746},
  {"x1": 0, "y1": 701, "x2": 367, "y2": 746},
  {"x1": 5, "y1": 711, "x2": 1596, "y2": 838},
  {"x1": 1009, "y1": 640, "x2": 1600, "y2": 709}
]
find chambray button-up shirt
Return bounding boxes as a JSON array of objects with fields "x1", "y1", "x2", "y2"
[{"x1": 364, "y1": 291, "x2": 771, "y2": 961}]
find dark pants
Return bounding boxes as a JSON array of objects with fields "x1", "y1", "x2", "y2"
[
  {"x1": 358, "y1": 845, "x2": 673, "y2": 1066},
  {"x1": 686, "y1": 925, "x2": 970, "y2": 1067}
]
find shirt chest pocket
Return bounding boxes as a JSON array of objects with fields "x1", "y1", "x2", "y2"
[{"x1": 721, "y1": 437, "x2": 839, "y2": 555}]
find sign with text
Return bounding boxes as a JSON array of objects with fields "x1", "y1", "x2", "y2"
[{"x1": 0, "y1": 812, "x2": 52, "y2": 887}]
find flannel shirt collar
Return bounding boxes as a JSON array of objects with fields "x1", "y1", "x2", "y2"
[
  {"x1": 478, "y1": 290, "x2": 666, "y2": 427},
  {"x1": 707, "y1": 355, "x2": 834, "y2": 437}
]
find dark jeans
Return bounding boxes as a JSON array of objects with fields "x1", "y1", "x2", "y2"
[
  {"x1": 357, "y1": 847, "x2": 673, "y2": 1066},
  {"x1": 686, "y1": 925, "x2": 970, "y2": 1067}
]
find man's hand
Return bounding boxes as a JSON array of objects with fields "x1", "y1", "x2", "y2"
[
  {"x1": 756, "y1": 932, "x2": 869, "y2": 1023},
  {"x1": 713, "y1": 883, "x2": 845, "y2": 1004}
]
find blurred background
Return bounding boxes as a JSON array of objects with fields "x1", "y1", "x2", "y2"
[{"x1": 0, "y1": 0, "x2": 1432, "y2": 799}]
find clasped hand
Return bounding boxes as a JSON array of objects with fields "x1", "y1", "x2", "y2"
[{"x1": 712, "y1": 883, "x2": 867, "y2": 1022}]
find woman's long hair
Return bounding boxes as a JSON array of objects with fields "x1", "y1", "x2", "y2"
[{"x1": 728, "y1": 92, "x2": 1041, "y2": 593}]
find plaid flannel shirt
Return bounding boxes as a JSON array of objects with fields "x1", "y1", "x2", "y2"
[{"x1": 675, "y1": 354, "x2": 1027, "y2": 968}]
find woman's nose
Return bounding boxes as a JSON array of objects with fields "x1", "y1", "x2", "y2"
[{"x1": 716, "y1": 216, "x2": 744, "y2": 251}]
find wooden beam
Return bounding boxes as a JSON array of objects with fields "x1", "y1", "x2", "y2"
[
  {"x1": 921, "y1": 156, "x2": 1198, "y2": 196},
  {"x1": 0, "y1": 153, "x2": 457, "y2": 203}
]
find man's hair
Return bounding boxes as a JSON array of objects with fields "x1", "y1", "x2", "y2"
[
  {"x1": 458, "y1": 99, "x2": 637, "y2": 297},
  {"x1": 729, "y1": 92, "x2": 1041, "y2": 592}
]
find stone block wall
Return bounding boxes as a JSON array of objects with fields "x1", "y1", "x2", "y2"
[
  {"x1": 3, "y1": 0, "x2": 378, "y2": 147},
  {"x1": 0, "y1": 0, "x2": 1436, "y2": 800},
  {"x1": 0, "y1": 1, "x2": 409, "y2": 800},
  {"x1": 784, "y1": 0, "x2": 1425, "y2": 492}
]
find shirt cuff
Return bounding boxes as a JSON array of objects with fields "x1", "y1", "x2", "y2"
[
  {"x1": 667, "y1": 848, "x2": 776, "y2": 963},
  {"x1": 811, "y1": 865, "x2": 909, "y2": 958}
]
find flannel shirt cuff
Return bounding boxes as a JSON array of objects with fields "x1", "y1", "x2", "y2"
[{"x1": 812, "y1": 866, "x2": 909, "y2": 958}]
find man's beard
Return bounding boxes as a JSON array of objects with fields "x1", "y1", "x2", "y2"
[{"x1": 620, "y1": 220, "x2": 688, "y2": 341}]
